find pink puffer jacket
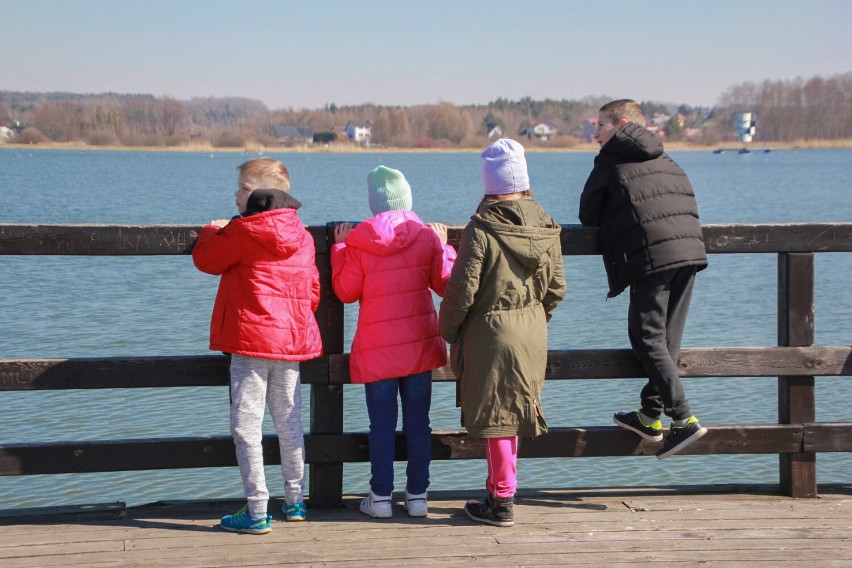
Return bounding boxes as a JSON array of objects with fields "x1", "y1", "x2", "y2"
[{"x1": 331, "y1": 210, "x2": 456, "y2": 383}]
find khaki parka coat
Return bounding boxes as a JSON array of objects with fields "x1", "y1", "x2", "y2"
[{"x1": 439, "y1": 197, "x2": 566, "y2": 438}]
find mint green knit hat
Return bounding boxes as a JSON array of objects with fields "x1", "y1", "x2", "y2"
[{"x1": 368, "y1": 166, "x2": 413, "y2": 214}]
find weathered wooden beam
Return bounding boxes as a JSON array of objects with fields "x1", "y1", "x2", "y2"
[
  {"x1": 0, "y1": 355, "x2": 328, "y2": 390},
  {"x1": 702, "y1": 223, "x2": 852, "y2": 254},
  {"x1": 3, "y1": 223, "x2": 851, "y2": 256},
  {"x1": 803, "y1": 423, "x2": 852, "y2": 452},
  {"x1": 308, "y1": 226, "x2": 345, "y2": 508},
  {"x1": 3, "y1": 346, "x2": 849, "y2": 391},
  {"x1": 326, "y1": 346, "x2": 852, "y2": 384},
  {"x1": 778, "y1": 252, "x2": 817, "y2": 498},
  {"x1": 0, "y1": 424, "x2": 812, "y2": 476},
  {"x1": 0, "y1": 224, "x2": 329, "y2": 255}
]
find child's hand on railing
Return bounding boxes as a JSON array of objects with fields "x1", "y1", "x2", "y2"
[
  {"x1": 428, "y1": 222, "x2": 448, "y2": 244},
  {"x1": 209, "y1": 219, "x2": 230, "y2": 228},
  {"x1": 334, "y1": 222, "x2": 354, "y2": 243}
]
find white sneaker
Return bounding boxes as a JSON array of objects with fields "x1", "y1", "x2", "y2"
[
  {"x1": 360, "y1": 491, "x2": 392, "y2": 518},
  {"x1": 404, "y1": 491, "x2": 428, "y2": 517}
]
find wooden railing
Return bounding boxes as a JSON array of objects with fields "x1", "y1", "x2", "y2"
[{"x1": 1, "y1": 222, "x2": 850, "y2": 507}]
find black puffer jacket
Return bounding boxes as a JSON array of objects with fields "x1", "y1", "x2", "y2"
[{"x1": 579, "y1": 123, "x2": 707, "y2": 297}]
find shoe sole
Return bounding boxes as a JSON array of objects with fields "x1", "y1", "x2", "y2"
[
  {"x1": 285, "y1": 515, "x2": 306, "y2": 522},
  {"x1": 656, "y1": 426, "x2": 708, "y2": 460},
  {"x1": 463, "y1": 504, "x2": 513, "y2": 527},
  {"x1": 219, "y1": 523, "x2": 271, "y2": 535},
  {"x1": 360, "y1": 501, "x2": 392, "y2": 518},
  {"x1": 613, "y1": 415, "x2": 664, "y2": 442},
  {"x1": 404, "y1": 506, "x2": 427, "y2": 517}
]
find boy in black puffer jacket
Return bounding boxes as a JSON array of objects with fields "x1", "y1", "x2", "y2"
[{"x1": 579, "y1": 99, "x2": 708, "y2": 460}]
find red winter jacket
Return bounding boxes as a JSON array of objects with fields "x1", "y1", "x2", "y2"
[
  {"x1": 192, "y1": 208, "x2": 323, "y2": 361},
  {"x1": 331, "y1": 210, "x2": 456, "y2": 383}
]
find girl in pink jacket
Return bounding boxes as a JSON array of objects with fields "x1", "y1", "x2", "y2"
[{"x1": 331, "y1": 166, "x2": 456, "y2": 519}]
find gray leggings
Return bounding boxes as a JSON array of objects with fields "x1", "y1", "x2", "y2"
[{"x1": 230, "y1": 354, "x2": 305, "y2": 517}]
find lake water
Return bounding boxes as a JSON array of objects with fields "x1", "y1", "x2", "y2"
[{"x1": 1, "y1": 147, "x2": 850, "y2": 509}]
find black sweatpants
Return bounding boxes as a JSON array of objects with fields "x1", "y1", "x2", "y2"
[{"x1": 627, "y1": 266, "x2": 697, "y2": 421}]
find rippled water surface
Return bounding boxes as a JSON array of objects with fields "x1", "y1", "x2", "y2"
[{"x1": 1, "y1": 147, "x2": 850, "y2": 508}]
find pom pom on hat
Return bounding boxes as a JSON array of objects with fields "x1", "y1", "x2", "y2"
[
  {"x1": 481, "y1": 138, "x2": 530, "y2": 195},
  {"x1": 368, "y1": 165, "x2": 413, "y2": 214}
]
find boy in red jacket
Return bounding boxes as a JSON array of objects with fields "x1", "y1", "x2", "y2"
[
  {"x1": 192, "y1": 158, "x2": 323, "y2": 534},
  {"x1": 331, "y1": 166, "x2": 456, "y2": 519}
]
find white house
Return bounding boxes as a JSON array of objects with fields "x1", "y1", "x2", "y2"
[
  {"x1": 485, "y1": 122, "x2": 504, "y2": 139},
  {"x1": 518, "y1": 120, "x2": 558, "y2": 141},
  {"x1": 0, "y1": 126, "x2": 13, "y2": 141},
  {"x1": 345, "y1": 121, "x2": 371, "y2": 144}
]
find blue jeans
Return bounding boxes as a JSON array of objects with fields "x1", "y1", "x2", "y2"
[{"x1": 364, "y1": 371, "x2": 432, "y2": 496}]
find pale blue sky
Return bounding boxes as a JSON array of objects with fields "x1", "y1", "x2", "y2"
[{"x1": 1, "y1": 0, "x2": 849, "y2": 109}]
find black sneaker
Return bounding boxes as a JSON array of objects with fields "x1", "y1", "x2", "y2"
[
  {"x1": 464, "y1": 493, "x2": 514, "y2": 527},
  {"x1": 613, "y1": 410, "x2": 664, "y2": 442},
  {"x1": 656, "y1": 416, "x2": 708, "y2": 460}
]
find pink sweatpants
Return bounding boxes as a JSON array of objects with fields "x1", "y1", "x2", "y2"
[{"x1": 485, "y1": 436, "x2": 517, "y2": 498}]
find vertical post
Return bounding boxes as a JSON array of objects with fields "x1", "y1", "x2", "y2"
[
  {"x1": 778, "y1": 252, "x2": 816, "y2": 497},
  {"x1": 308, "y1": 226, "x2": 345, "y2": 507}
]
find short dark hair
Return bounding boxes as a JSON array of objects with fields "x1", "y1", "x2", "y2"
[{"x1": 599, "y1": 99, "x2": 646, "y2": 127}]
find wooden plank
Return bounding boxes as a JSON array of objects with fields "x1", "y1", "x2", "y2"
[
  {"x1": 3, "y1": 223, "x2": 851, "y2": 256},
  {"x1": 308, "y1": 226, "x2": 345, "y2": 508},
  {"x1": 3, "y1": 346, "x2": 848, "y2": 391},
  {"x1": 778, "y1": 252, "x2": 817, "y2": 498},
  {"x1": 0, "y1": 355, "x2": 328, "y2": 390},
  {"x1": 325, "y1": 346, "x2": 852, "y2": 384},
  {"x1": 803, "y1": 423, "x2": 852, "y2": 452},
  {"x1": 0, "y1": 224, "x2": 329, "y2": 255},
  {"x1": 1, "y1": 490, "x2": 851, "y2": 567},
  {"x1": 0, "y1": 502, "x2": 125, "y2": 523},
  {"x1": 0, "y1": 425, "x2": 810, "y2": 476},
  {"x1": 703, "y1": 223, "x2": 852, "y2": 254}
]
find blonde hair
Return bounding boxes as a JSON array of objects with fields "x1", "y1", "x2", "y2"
[
  {"x1": 237, "y1": 158, "x2": 291, "y2": 191},
  {"x1": 599, "y1": 99, "x2": 646, "y2": 127}
]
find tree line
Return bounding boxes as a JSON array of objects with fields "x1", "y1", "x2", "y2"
[{"x1": 1, "y1": 71, "x2": 849, "y2": 149}]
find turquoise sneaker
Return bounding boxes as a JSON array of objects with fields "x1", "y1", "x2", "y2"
[
  {"x1": 220, "y1": 504, "x2": 272, "y2": 534},
  {"x1": 284, "y1": 500, "x2": 307, "y2": 522}
]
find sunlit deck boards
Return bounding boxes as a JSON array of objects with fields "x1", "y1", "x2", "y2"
[{"x1": 2, "y1": 486, "x2": 851, "y2": 567}]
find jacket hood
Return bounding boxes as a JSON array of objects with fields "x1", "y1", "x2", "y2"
[
  {"x1": 601, "y1": 122, "x2": 664, "y2": 161},
  {"x1": 234, "y1": 206, "x2": 308, "y2": 258},
  {"x1": 472, "y1": 198, "x2": 561, "y2": 269},
  {"x1": 242, "y1": 188, "x2": 302, "y2": 216},
  {"x1": 345, "y1": 209, "x2": 425, "y2": 257}
]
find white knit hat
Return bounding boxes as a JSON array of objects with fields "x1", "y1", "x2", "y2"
[{"x1": 481, "y1": 138, "x2": 529, "y2": 195}]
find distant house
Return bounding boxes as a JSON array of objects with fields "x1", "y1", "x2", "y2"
[
  {"x1": 0, "y1": 126, "x2": 13, "y2": 141},
  {"x1": 581, "y1": 117, "x2": 597, "y2": 142},
  {"x1": 685, "y1": 127, "x2": 703, "y2": 141},
  {"x1": 485, "y1": 122, "x2": 504, "y2": 139},
  {"x1": 518, "y1": 120, "x2": 557, "y2": 141},
  {"x1": 332, "y1": 126, "x2": 349, "y2": 140},
  {"x1": 271, "y1": 125, "x2": 314, "y2": 145},
  {"x1": 650, "y1": 113, "x2": 671, "y2": 127},
  {"x1": 345, "y1": 120, "x2": 371, "y2": 144}
]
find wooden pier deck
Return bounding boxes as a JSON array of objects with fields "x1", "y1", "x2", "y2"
[{"x1": 2, "y1": 486, "x2": 851, "y2": 567}]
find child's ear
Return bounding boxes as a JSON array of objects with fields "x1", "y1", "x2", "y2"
[{"x1": 619, "y1": 118, "x2": 630, "y2": 126}]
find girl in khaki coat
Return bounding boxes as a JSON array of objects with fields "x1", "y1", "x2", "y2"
[{"x1": 439, "y1": 139, "x2": 566, "y2": 527}]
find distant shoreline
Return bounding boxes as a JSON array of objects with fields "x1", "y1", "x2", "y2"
[{"x1": 3, "y1": 138, "x2": 852, "y2": 154}]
